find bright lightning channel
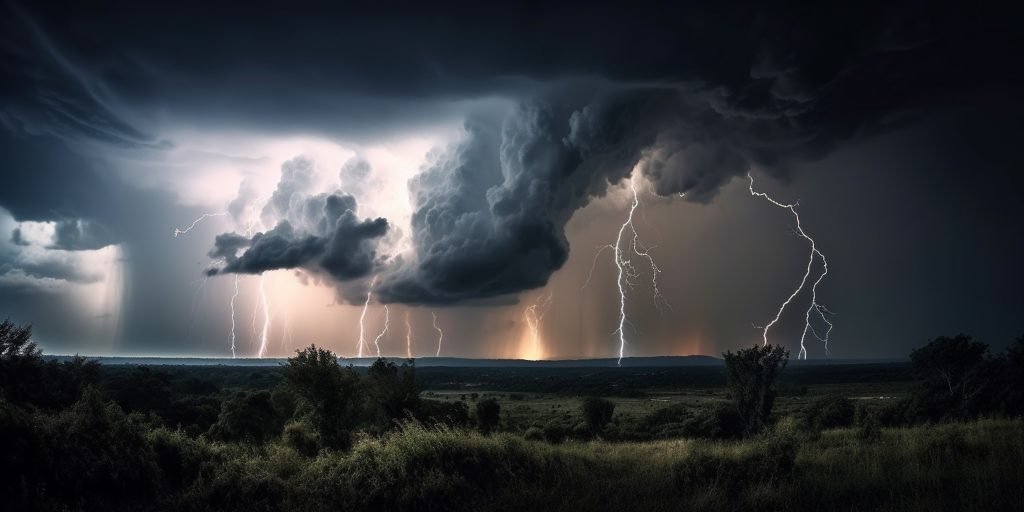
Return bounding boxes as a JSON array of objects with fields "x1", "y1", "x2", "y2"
[
  {"x1": 229, "y1": 276, "x2": 239, "y2": 359},
  {"x1": 257, "y1": 274, "x2": 271, "y2": 358},
  {"x1": 432, "y1": 312, "x2": 444, "y2": 357},
  {"x1": 372, "y1": 305, "x2": 390, "y2": 358},
  {"x1": 173, "y1": 212, "x2": 238, "y2": 358},
  {"x1": 523, "y1": 290, "x2": 553, "y2": 360},
  {"x1": 404, "y1": 311, "x2": 413, "y2": 359},
  {"x1": 173, "y1": 212, "x2": 227, "y2": 237},
  {"x1": 748, "y1": 172, "x2": 834, "y2": 359},
  {"x1": 357, "y1": 275, "x2": 378, "y2": 358},
  {"x1": 584, "y1": 174, "x2": 671, "y2": 366}
]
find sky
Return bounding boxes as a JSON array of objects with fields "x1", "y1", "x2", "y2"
[{"x1": 0, "y1": 1, "x2": 1021, "y2": 360}]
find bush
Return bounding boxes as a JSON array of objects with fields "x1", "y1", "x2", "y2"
[
  {"x1": 476, "y1": 398, "x2": 501, "y2": 435},
  {"x1": 282, "y1": 345, "x2": 360, "y2": 450},
  {"x1": 283, "y1": 421, "x2": 321, "y2": 456},
  {"x1": 581, "y1": 397, "x2": 615, "y2": 433},
  {"x1": 803, "y1": 394, "x2": 855, "y2": 431},
  {"x1": 208, "y1": 390, "x2": 284, "y2": 443},
  {"x1": 684, "y1": 405, "x2": 745, "y2": 440},
  {"x1": 523, "y1": 426, "x2": 544, "y2": 441},
  {"x1": 722, "y1": 344, "x2": 789, "y2": 437},
  {"x1": 855, "y1": 404, "x2": 883, "y2": 442},
  {"x1": 640, "y1": 403, "x2": 690, "y2": 436},
  {"x1": 673, "y1": 429, "x2": 798, "y2": 492},
  {"x1": 542, "y1": 421, "x2": 569, "y2": 444},
  {"x1": 419, "y1": 399, "x2": 471, "y2": 427}
]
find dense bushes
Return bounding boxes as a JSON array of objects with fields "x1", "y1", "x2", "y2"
[
  {"x1": 476, "y1": 398, "x2": 501, "y2": 434},
  {"x1": 581, "y1": 397, "x2": 615, "y2": 433},
  {"x1": 208, "y1": 390, "x2": 285, "y2": 443},
  {"x1": 803, "y1": 395, "x2": 855, "y2": 430}
]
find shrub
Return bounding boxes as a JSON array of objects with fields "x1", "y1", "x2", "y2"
[
  {"x1": 420, "y1": 399, "x2": 471, "y2": 427},
  {"x1": 640, "y1": 403, "x2": 690, "y2": 435},
  {"x1": 283, "y1": 421, "x2": 321, "y2": 456},
  {"x1": 684, "y1": 405, "x2": 745, "y2": 440},
  {"x1": 803, "y1": 394, "x2": 855, "y2": 431},
  {"x1": 208, "y1": 390, "x2": 284, "y2": 443},
  {"x1": 282, "y1": 345, "x2": 360, "y2": 450},
  {"x1": 542, "y1": 421, "x2": 569, "y2": 444},
  {"x1": 476, "y1": 398, "x2": 501, "y2": 435},
  {"x1": 722, "y1": 344, "x2": 789, "y2": 437},
  {"x1": 581, "y1": 397, "x2": 616, "y2": 433},
  {"x1": 673, "y1": 429, "x2": 798, "y2": 492},
  {"x1": 523, "y1": 426, "x2": 544, "y2": 441}
]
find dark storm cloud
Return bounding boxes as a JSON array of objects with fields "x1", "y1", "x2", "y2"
[
  {"x1": 5, "y1": 1, "x2": 1017, "y2": 142},
  {"x1": 4, "y1": 0, "x2": 1021, "y2": 312},
  {"x1": 49, "y1": 219, "x2": 115, "y2": 251},
  {"x1": 209, "y1": 191, "x2": 389, "y2": 281},
  {"x1": 0, "y1": 3, "x2": 168, "y2": 149}
]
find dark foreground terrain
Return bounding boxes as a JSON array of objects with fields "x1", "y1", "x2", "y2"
[{"x1": 3, "y1": 321, "x2": 1024, "y2": 511}]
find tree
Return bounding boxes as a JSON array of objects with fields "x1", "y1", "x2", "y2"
[
  {"x1": 909, "y1": 334, "x2": 992, "y2": 419},
  {"x1": 476, "y1": 398, "x2": 501, "y2": 435},
  {"x1": 207, "y1": 390, "x2": 283, "y2": 443},
  {"x1": 0, "y1": 319, "x2": 38, "y2": 360},
  {"x1": 722, "y1": 344, "x2": 789, "y2": 437},
  {"x1": 281, "y1": 345, "x2": 359, "y2": 449},
  {"x1": 365, "y1": 358, "x2": 419, "y2": 430},
  {"x1": 803, "y1": 394, "x2": 855, "y2": 431},
  {"x1": 581, "y1": 397, "x2": 615, "y2": 433},
  {"x1": 998, "y1": 335, "x2": 1024, "y2": 415},
  {"x1": 0, "y1": 319, "x2": 44, "y2": 406}
]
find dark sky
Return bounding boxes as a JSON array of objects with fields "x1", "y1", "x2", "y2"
[{"x1": 0, "y1": 0, "x2": 1021, "y2": 359}]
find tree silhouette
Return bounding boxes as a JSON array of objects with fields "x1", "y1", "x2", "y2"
[
  {"x1": 722, "y1": 344, "x2": 789, "y2": 436},
  {"x1": 582, "y1": 397, "x2": 615, "y2": 433},
  {"x1": 476, "y1": 398, "x2": 501, "y2": 435},
  {"x1": 281, "y1": 345, "x2": 359, "y2": 449}
]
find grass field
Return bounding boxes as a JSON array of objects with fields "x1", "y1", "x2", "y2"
[{"x1": 176, "y1": 418, "x2": 1024, "y2": 511}]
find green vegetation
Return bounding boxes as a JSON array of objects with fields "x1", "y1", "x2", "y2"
[{"x1": 3, "y1": 319, "x2": 1024, "y2": 511}]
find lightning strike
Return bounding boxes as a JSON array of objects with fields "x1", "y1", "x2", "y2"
[
  {"x1": 748, "y1": 172, "x2": 834, "y2": 359},
  {"x1": 523, "y1": 290, "x2": 553, "y2": 360},
  {"x1": 432, "y1": 311, "x2": 443, "y2": 357},
  {"x1": 588, "y1": 174, "x2": 671, "y2": 365},
  {"x1": 256, "y1": 274, "x2": 271, "y2": 358},
  {"x1": 372, "y1": 304, "x2": 390, "y2": 358},
  {"x1": 357, "y1": 275, "x2": 378, "y2": 358},
  {"x1": 229, "y1": 275, "x2": 239, "y2": 359},
  {"x1": 404, "y1": 311, "x2": 413, "y2": 359},
  {"x1": 173, "y1": 212, "x2": 227, "y2": 237}
]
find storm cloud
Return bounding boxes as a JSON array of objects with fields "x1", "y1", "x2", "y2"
[
  {"x1": 2, "y1": 0, "x2": 1022, "y2": 357},
  {"x1": 208, "y1": 163, "x2": 390, "y2": 283}
]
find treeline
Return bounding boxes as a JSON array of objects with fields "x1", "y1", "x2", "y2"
[
  {"x1": 0, "y1": 321, "x2": 495, "y2": 511},
  {"x1": 2, "y1": 317, "x2": 1024, "y2": 511}
]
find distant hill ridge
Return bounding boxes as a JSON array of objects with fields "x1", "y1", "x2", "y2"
[{"x1": 44, "y1": 354, "x2": 905, "y2": 367}]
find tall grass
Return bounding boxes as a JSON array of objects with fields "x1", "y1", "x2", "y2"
[{"x1": 157, "y1": 419, "x2": 1024, "y2": 511}]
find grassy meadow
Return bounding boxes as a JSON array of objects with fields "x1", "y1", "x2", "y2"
[{"x1": 144, "y1": 418, "x2": 1024, "y2": 511}]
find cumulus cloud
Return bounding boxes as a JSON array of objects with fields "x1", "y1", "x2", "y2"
[
  {"x1": 0, "y1": 208, "x2": 115, "y2": 291},
  {"x1": 49, "y1": 218, "x2": 115, "y2": 250},
  {"x1": 207, "y1": 165, "x2": 389, "y2": 284}
]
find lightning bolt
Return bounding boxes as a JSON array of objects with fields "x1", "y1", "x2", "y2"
[
  {"x1": 229, "y1": 275, "x2": 239, "y2": 359},
  {"x1": 405, "y1": 311, "x2": 413, "y2": 359},
  {"x1": 523, "y1": 290, "x2": 553, "y2": 360},
  {"x1": 257, "y1": 274, "x2": 271, "y2": 358},
  {"x1": 432, "y1": 311, "x2": 443, "y2": 357},
  {"x1": 372, "y1": 304, "x2": 390, "y2": 358},
  {"x1": 357, "y1": 275, "x2": 378, "y2": 358},
  {"x1": 173, "y1": 212, "x2": 239, "y2": 357},
  {"x1": 173, "y1": 212, "x2": 227, "y2": 237},
  {"x1": 748, "y1": 172, "x2": 834, "y2": 359},
  {"x1": 586, "y1": 174, "x2": 670, "y2": 365}
]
